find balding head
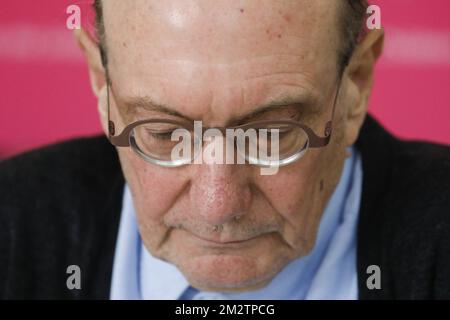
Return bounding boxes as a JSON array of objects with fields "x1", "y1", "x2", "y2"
[{"x1": 94, "y1": 0, "x2": 368, "y2": 73}]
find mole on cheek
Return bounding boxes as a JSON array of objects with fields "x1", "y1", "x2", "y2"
[
  {"x1": 283, "y1": 14, "x2": 292, "y2": 22},
  {"x1": 320, "y1": 179, "x2": 324, "y2": 191}
]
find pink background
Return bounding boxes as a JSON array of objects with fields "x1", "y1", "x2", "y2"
[{"x1": 1, "y1": 0, "x2": 449, "y2": 159}]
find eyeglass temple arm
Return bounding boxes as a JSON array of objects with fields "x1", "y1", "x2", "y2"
[
  {"x1": 307, "y1": 77, "x2": 342, "y2": 148},
  {"x1": 107, "y1": 82, "x2": 132, "y2": 147},
  {"x1": 107, "y1": 81, "x2": 113, "y2": 138}
]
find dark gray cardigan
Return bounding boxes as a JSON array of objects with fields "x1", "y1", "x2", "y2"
[{"x1": 1, "y1": 115, "x2": 449, "y2": 299}]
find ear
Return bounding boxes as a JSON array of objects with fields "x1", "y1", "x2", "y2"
[
  {"x1": 342, "y1": 28, "x2": 384, "y2": 147},
  {"x1": 74, "y1": 28, "x2": 106, "y2": 97}
]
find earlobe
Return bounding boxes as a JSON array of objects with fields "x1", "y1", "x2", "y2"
[
  {"x1": 74, "y1": 28, "x2": 106, "y2": 97},
  {"x1": 97, "y1": 85, "x2": 110, "y2": 136}
]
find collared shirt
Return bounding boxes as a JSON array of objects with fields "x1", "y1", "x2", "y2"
[{"x1": 110, "y1": 147, "x2": 363, "y2": 300}]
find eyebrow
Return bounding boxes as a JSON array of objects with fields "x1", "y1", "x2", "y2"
[
  {"x1": 120, "y1": 92, "x2": 316, "y2": 124},
  {"x1": 236, "y1": 94, "x2": 317, "y2": 124},
  {"x1": 122, "y1": 96, "x2": 189, "y2": 119}
]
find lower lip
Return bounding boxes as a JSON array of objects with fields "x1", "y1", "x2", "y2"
[{"x1": 189, "y1": 233, "x2": 260, "y2": 249}]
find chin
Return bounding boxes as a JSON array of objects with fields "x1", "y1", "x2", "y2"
[
  {"x1": 175, "y1": 252, "x2": 286, "y2": 292},
  {"x1": 149, "y1": 229, "x2": 295, "y2": 291}
]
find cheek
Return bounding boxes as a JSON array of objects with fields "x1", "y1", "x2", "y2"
[
  {"x1": 117, "y1": 149, "x2": 187, "y2": 243},
  {"x1": 256, "y1": 153, "x2": 320, "y2": 217},
  {"x1": 254, "y1": 150, "x2": 331, "y2": 250}
]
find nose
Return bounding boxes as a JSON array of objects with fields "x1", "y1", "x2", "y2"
[{"x1": 189, "y1": 163, "x2": 252, "y2": 226}]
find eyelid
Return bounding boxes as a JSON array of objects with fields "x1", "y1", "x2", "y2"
[{"x1": 238, "y1": 104, "x2": 307, "y2": 124}]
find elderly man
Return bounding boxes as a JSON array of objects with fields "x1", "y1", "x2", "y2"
[{"x1": 0, "y1": 0, "x2": 449, "y2": 300}]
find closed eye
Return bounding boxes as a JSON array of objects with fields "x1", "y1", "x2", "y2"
[{"x1": 147, "y1": 130, "x2": 176, "y2": 141}]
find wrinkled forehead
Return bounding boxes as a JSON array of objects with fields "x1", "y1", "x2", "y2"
[{"x1": 102, "y1": 0, "x2": 340, "y2": 93}]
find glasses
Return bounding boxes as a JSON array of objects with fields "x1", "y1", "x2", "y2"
[{"x1": 106, "y1": 79, "x2": 341, "y2": 168}]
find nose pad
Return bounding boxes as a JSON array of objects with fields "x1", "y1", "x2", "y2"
[{"x1": 189, "y1": 163, "x2": 252, "y2": 227}]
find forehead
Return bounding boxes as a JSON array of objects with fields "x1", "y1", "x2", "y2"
[{"x1": 102, "y1": 0, "x2": 340, "y2": 119}]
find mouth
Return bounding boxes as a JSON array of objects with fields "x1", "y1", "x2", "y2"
[{"x1": 187, "y1": 231, "x2": 264, "y2": 249}]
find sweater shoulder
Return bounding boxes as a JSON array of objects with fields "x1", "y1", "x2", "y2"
[
  {"x1": 383, "y1": 139, "x2": 450, "y2": 298},
  {"x1": 0, "y1": 135, "x2": 123, "y2": 228},
  {"x1": 0, "y1": 136, "x2": 121, "y2": 202},
  {"x1": 356, "y1": 117, "x2": 450, "y2": 299},
  {"x1": 387, "y1": 138, "x2": 450, "y2": 224},
  {"x1": 0, "y1": 136, "x2": 123, "y2": 298}
]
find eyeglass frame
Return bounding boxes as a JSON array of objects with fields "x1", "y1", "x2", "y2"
[{"x1": 106, "y1": 75, "x2": 343, "y2": 167}]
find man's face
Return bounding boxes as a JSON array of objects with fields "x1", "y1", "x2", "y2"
[{"x1": 103, "y1": 0, "x2": 351, "y2": 291}]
